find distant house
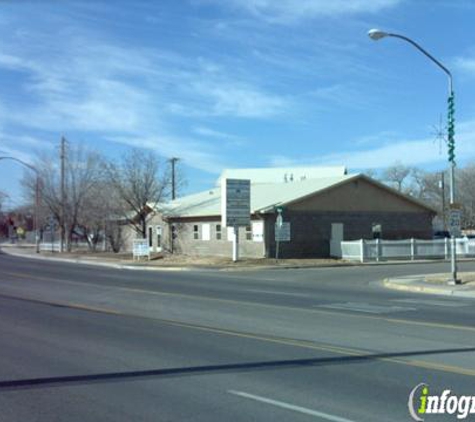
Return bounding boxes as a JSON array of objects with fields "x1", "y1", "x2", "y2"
[{"x1": 143, "y1": 166, "x2": 436, "y2": 258}]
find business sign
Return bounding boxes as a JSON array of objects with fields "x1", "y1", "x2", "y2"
[
  {"x1": 275, "y1": 222, "x2": 291, "y2": 242},
  {"x1": 133, "y1": 239, "x2": 150, "y2": 260},
  {"x1": 221, "y1": 178, "x2": 251, "y2": 227}
]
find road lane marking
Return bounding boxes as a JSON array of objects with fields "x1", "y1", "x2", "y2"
[
  {"x1": 1, "y1": 291, "x2": 475, "y2": 378},
  {"x1": 2, "y1": 269, "x2": 475, "y2": 335},
  {"x1": 392, "y1": 298, "x2": 471, "y2": 307},
  {"x1": 228, "y1": 390, "x2": 357, "y2": 422},
  {"x1": 244, "y1": 288, "x2": 311, "y2": 297},
  {"x1": 316, "y1": 302, "x2": 417, "y2": 314}
]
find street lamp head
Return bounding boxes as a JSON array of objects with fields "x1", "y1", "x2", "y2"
[{"x1": 368, "y1": 28, "x2": 389, "y2": 41}]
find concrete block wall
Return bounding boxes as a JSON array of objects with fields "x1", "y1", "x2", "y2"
[{"x1": 265, "y1": 210, "x2": 433, "y2": 258}]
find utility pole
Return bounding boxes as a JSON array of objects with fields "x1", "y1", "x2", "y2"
[
  {"x1": 60, "y1": 136, "x2": 66, "y2": 253},
  {"x1": 170, "y1": 157, "x2": 179, "y2": 200},
  {"x1": 368, "y1": 28, "x2": 460, "y2": 284},
  {"x1": 441, "y1": 172, "x2": 446, "y2": 230}
]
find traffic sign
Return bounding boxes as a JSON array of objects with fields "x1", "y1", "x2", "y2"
[
  {"x1": 449, "y1": 208, "x2": 462, "y2": 236},
  {"x1": 275, "y1": 222, "x2": 291, "y2": 242}
]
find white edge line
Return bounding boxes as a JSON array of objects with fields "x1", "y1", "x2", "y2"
[{"x1": 228, "y1": 390, "x2": 357, "y2": 422}]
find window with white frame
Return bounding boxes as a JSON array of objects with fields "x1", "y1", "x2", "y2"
[
  {"x1": 193, "y1": 224, "x2": 199, "y2": 240},
  {"x1": 156, "y1": 226, "x2": 162, "y2": 248},
  {"x1": 245, "y1": 225, "x2": 252, "y2": 240},
  {"x1": 216, "y1": 224, "x2": 222, "y2": 240}
]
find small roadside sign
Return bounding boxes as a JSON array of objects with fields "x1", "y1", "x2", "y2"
[
  {"x1": 133, "y1": 239, "x2": 150, "y2": 260},
  {"x1": 449, "y1": 208, "x2": 462, "y2": 236},
  {"x1": 275, "y1": 222, "x2": 291, "y2": 242}
]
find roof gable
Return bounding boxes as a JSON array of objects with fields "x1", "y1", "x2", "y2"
[{"x1": 285, "y1": 174, "x2": 436, "y2": 214}]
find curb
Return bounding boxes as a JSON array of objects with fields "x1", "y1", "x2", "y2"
[
  {"x1": 3, "y1": 245, "x2": 475, "y2": 274},
  {"x1": 1, "y1": 248, "x2": 192, "y2": 272},
  {"x1": 383, "y1": 277, "x2": 475, "y2": 299}
]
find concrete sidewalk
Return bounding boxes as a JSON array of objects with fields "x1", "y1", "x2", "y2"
[
  {"x1": 384, "y1": 275, "x2": 475, "y2": 299},
  {"x1": 3, "y1": 243, "x2": 475, "y2": 274}
]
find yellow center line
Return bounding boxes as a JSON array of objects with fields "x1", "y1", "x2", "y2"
[
  {"x1": 3, "y1": 270, "x2": 475, "y2": 335},
  {"x1": 63, "y1": 302, "x2": 475, "y2": 378},
  {"x1": 2, "y1": 289, "x2": 475, "y2": 379}
]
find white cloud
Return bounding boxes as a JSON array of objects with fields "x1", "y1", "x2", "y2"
[
  {"x1": 193, "y1": 126, "x2": 246, "y2": 146},
  {"x1": 0, "y1": 24, "x2": 284, "y2": 172},
  {"x1": 454, "y1": 56, "x2": 475, "y2": 74},
  {"x1": 107, "y1": 134, "x2": 226, "y2": 174},
  {"x1": 194, "y1": 81, "x2": 286, "y2": 118},
  {"x1": 267, "y1": 117, "x2": 475, "y2": 170},
  {"x1": 201, "y1": 0, "x2": 402, "y2": 23}
]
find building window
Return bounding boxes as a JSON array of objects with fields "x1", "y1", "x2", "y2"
[
  {"x1": 171, "y1": 224, "x2": 177, "y2": 240},
  {"x1": 245, "y1": 225, "x2": 252, "y2": 240},
  {"x1": 148, "y1": 227, "x2": 153, "y2": 247},
  {"x1": 156, "y1": 226, "x2": 162, "y2": 248},
  {"x1": 216, "y1": 224, "x2": 222, "y2": 240},
  {"x1": 193, "y1": 224, "x2": 199, "y2": 240}
]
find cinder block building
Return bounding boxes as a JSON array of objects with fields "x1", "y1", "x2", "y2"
[{"x1": 144, "y1": 166, "x2": 436, "y2": 258}]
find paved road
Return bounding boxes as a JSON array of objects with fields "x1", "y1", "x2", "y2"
[{"x1": 1, "y1": 252, "x2": 475, "y2": 421}]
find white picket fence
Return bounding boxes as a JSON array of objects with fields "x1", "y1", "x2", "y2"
[
  {"x1": 335, "y1": 238, "x2": 475, "y2": 262},
  {"x1": 39, "y1": 241, "x2": 90, "y2": 252}
]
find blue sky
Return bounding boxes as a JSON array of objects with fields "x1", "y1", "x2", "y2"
[{"x1": 1, "y1": 0, "x2": 475, "y2": 208}]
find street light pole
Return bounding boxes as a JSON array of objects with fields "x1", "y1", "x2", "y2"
[
  {"x1": 0, "y1": 156, "x2": 41, "y2": 253},
  {"x1": 368, "y1": 29, "x2": 459, "y2": 284}
]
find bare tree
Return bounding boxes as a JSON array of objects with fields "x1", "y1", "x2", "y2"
[
  {"x1": 362, "y1": 169, "x2": 379, "y2": 180},
  {"x1": 457, "y1": 164, "x2": 475, "y2": 230},
  {"x1": 106, "y1": 149, "x2": 170, "y2": 239},
  {"x1": 382, "y1": 162, "x2": 413, "y2": 192},
  {"x1": 0, "y1": 190, "x2": 7, "y2": 213},
  {"x1": 23, "y1": 143, "x2": 105, "y2": 250}
]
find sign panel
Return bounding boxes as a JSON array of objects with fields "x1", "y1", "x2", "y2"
[
  {"x1": 275, "y1": 222, "x2": 291, "y2": 242},
  {"x1": 133, "y1": 239, "x2": 150, "y2": 260},
  {"x1": 221, "y1": 178, "x2": 251, "y2": 227},
  {"x1": 449, "y1": 208, "x2": 462, "y2": 236}
]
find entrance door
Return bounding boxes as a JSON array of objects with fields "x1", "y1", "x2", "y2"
[{"x1": 330, "y1": 223, "x2": 344, "y2": 257}]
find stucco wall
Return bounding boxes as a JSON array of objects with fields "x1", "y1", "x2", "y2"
[{"x1": 147, "y1": 215, "x2": 266, "y2": 258}]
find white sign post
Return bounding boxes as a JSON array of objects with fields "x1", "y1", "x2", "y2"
[
  {"x1": 222, "y1": 179, "x2": 251, "y2": 262},
  {"x1": 275, "y1": 206, "x2": 290, "y2": 260}
]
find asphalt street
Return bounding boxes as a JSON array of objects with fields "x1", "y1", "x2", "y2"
[{"x1": 1, "y1": 252, "x2": 475, "y2": 421}]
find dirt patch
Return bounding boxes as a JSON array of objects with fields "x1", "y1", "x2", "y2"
[
  {"x1": 1, "y1": 244, "x2": 352, "y2": 269},
  {"x1": 136, "y1": 255, "x2": 350, "y2": 268}
]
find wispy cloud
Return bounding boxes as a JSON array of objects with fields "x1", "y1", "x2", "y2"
[
  {"x1": 106, "y1": 134, "x2": 226, "y2": 174},
  {"x1": 192, "y1": 126, "x2": 247, "y2": 147},
  {"x1": 267, "y1": 117, "x2": 475, "y2": 170},
  {"x1": 0, "y1": 9, "x2": 290, "y2": 173},
  {"x1": 199, "y1": 0, "x2": 402, "y2": 23},
  {"x1": 454, "y1": 56, "x2": 475, "y2": 74},
  {"x1": 192, "y1": 80, "x2": 286, "y2": 118}
]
